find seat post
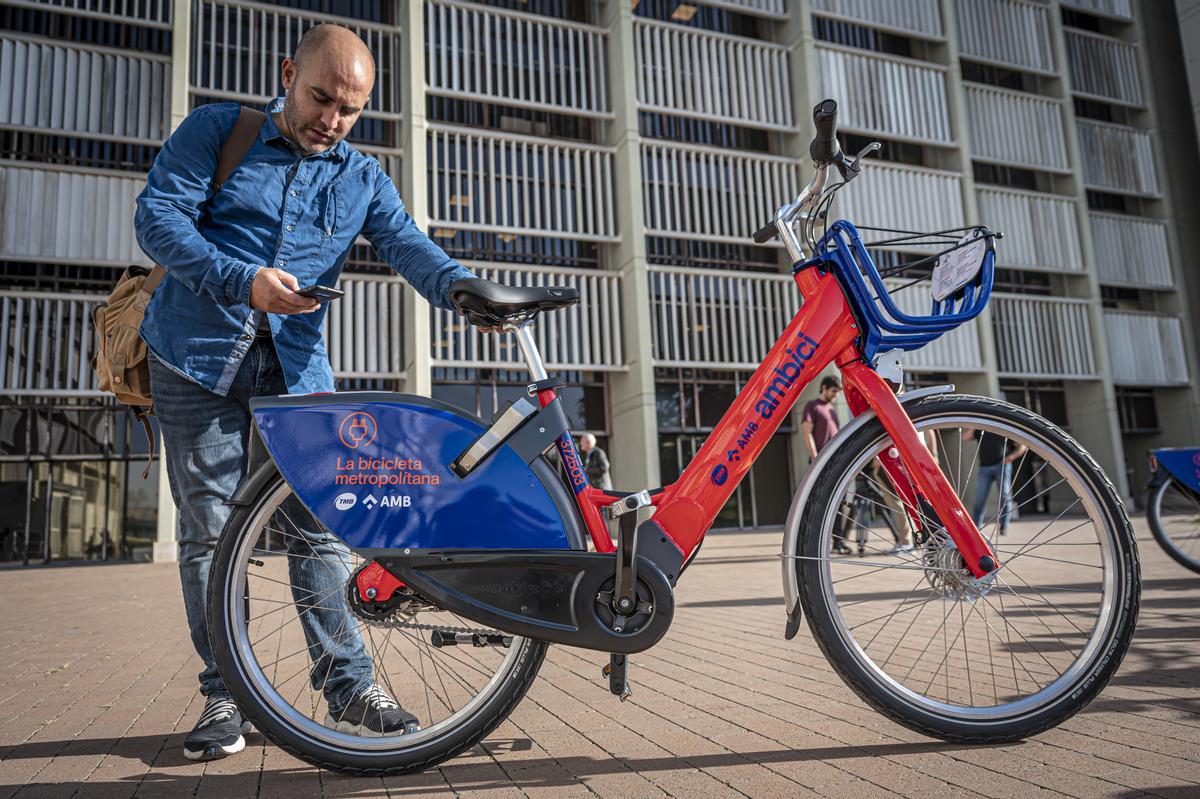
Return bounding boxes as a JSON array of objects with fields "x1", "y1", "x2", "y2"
[{"x1": 512, "y1": 321, "x2": 549, "y2": 382}]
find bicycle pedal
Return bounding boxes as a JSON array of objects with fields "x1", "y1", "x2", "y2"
[{"x1": 606, "y1": 653, "x2": 632, "y2": 700}]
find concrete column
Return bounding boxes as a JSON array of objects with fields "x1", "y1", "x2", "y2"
[
  {"x1": 938, "y1": 0, "x2": 1001, "y2": 400},
  {"x1": 600, "y1": 0, "x2": 659, "y2": 490},
  {"x1": 154, "y1": 0, "x2": 193, "y2": 562},
  {"x1": 169, "y1": 0, "x2": 191, "y2": 131},
  {"x1": 398, "y1": 0, "x2": 433, "y2": 396},
  {"x1": 1046, "y1": 5, "x2": 1131, "y2": 501}
]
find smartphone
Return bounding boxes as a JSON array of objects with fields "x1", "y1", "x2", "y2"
[{"x1": 297, "y1": 284, "x2": 345, "y2": 301}]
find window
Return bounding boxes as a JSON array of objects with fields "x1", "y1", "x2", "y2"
[
  {"x1": 1000, "y1": 380, "x2": 1069, "y2": 428},
  {"x1": 813, "y1": 17, "x2": 914, "y2": 58},
  {"x1": 433, "y1": 368, "x2": 608, "y2": 434},
  {"x1": 655, "y1": 368, "x2": 793, "y2": 529},
  {"x1": 1116, "y1": 388, "x2": 1159, "y2": 434},
  {"x1": 974, "y1": 163, "x2": 1039, "y2": 191},
  {"x1": 646, "y1": 237, "x2": 778, "y2": 273}
]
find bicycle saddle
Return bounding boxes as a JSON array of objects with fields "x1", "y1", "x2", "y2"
[{"x1": 450, "y1": 277, "x2": 579, "y2": 326}]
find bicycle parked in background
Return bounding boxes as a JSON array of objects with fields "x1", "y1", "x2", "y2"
[{"x1": 1147, "y1": 448, "x2": 1200, "y2": 573}]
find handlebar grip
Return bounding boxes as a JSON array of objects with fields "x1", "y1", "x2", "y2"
[
  {"x1": 752, "y1": 220, "x2": 778, "y2": 244},
  {"x1": 809, "y1": 98, "x2": 841, "y2": 163}
]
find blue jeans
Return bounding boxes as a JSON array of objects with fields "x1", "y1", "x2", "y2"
[
  {"x1": 971, "y1": 462, "x2": 1014, "y2": 533},
  {"x1": 149, "y1": 339, "x2": 372, "y2": 713}
]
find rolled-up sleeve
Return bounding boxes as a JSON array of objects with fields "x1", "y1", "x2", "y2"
[
  {"x1": 359, "y1": 163, "x2": 473, "y2": 310},
  {"x1": 134, "y1": 105, "x2": 262, "y2": 306}
]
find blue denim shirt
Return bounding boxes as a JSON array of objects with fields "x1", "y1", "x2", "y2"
[{"x1": 135, "y1": 99, "x2": 473, "y2": 395}]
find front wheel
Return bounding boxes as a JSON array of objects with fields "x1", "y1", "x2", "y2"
[
  {"x1": 208, "y1": 474, "x2": 547, "y2": 775},
  {"x1": 796, "y1": 394, "x2": 1139, "y2": 743}
]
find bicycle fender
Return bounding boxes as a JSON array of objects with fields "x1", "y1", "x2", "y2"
[
  {"x1": 780, "y1": 384, "x2": 954, "y2": 635},
  {"x1": 242, "y1": 392, "x2": 585, "y2": 552}
]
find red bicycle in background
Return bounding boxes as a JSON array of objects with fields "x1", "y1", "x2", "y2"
[{"x1": 203, "y1": 100, "x2": 1140, "y2": 774}]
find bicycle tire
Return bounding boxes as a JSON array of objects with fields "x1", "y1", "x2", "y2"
[
  {"x1": 796, "y1": 394, "x2": 1139, "y2": 743},
  {"x1": 1147, "y1": 477, "x2": 1200, "y2": 574}
]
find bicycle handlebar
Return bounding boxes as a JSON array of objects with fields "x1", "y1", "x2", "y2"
[
  {"x1": 809, "y1": 99, "x2": 841, "y2": 163},
  {"x1": 751, "y1": 99, "x2": 842, "y2": 246}
]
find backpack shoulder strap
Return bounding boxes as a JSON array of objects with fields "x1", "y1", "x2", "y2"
[
  {"x1": 143, "y1": 107, "x2": 265, "y2": 297},
  {"x1": 212, "y1": 106, "x2": 267, "y2": 193}
]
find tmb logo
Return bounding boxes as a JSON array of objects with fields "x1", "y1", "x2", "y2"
[
  {"x1": 334, "y1": 492, "x2": 357, "y2": 511},
  {"x1": 339, "y1": 411, "x2": 378, "y2": 449}
]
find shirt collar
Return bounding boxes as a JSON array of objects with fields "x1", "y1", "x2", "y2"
[{"x1": 261, "y1": 97, "x2": 347, "y2": 162}]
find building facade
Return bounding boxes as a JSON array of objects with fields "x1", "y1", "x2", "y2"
[{"x1": 2, "y1": 0, "x2": 1198, "y2": 563}]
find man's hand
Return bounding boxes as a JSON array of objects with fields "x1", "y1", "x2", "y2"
[{"x1": 250, "y1": 268, "x2": 320, "y2": 314}]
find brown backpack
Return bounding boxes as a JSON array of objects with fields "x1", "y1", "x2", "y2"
[{"x1": 92, "y1": 106, "x2": 266, "y2": 475}]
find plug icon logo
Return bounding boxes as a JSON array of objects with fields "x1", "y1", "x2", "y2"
[{"x1": 338, "y1": 411, "x2": 378, "y2": 449}]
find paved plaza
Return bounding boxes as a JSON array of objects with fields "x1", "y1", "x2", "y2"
[{"x1": 1, "y1": 519, "x2": 1197, "y2": 798}]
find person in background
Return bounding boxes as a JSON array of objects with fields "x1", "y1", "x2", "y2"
[
  {"x1": 962, "y1": 428, "x2": 1027, "y2": 535},
  {"x1": 803, "y1": 376, "x2": 849, "y2": 553},
  {"x1": 579, "y1": 433, "x2": 613, "y2": 490}
]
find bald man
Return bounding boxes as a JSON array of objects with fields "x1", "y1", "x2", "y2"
[{"x1": 135, "y1": 24, "x2": 472, "y2": 760}]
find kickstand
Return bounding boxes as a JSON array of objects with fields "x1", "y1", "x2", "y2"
[{"x1": 602, "y1": 654, "x2": 633, "y2": 701}]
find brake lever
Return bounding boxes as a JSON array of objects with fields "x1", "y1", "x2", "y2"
[{"x1": 849, "y1": 142, "x2": 881, "y2": 174}]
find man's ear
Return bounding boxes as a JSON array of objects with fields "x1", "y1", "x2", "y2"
[{"x1": 281, "y1": 58, "x2": 297, "y2": 91}]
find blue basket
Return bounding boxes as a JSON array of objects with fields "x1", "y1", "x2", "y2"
[{"x1": 801, "y1": 220, "x2": 996, "y2": 363}]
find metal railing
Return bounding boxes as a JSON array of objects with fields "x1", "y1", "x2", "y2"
[
  {"x1": 964, "y1": 84, "x2": 1069, "y2": 172},
  {"x1": 954, "y1": 0, "x2": 1055, "y2": 75},
  {"x1": 426, "y1": 124, "x2": 617, "y2": 242},
  {"x1": 0, "y1": 0, "x2": 171, "y2": 28},
  {"x1": 431, "y1": 262, "x2": 623, "y2": 370},
  {"x1": 648, "y1": 266, "x2": 799, "y2": 370},
  {"x1": 816, "y1": 44, "x2": 952, "y2": 145},
  {"x1": 1, "y1": 290, "x2": 104, "y2": 396},
  {"x1": 190, "y1": 0, "x2": 401, "y2": 122},
  {"x1": 1059, "y1": 0, "x2": 1133, "y2": 22},
  {"x1": 811, "y1": 0, "x2": 944, "y2": 39},
  {"x1": 0, "y1": 164, "x2": 151, "y2": 267},
  {"x1": 976, "y1": 186, "x2": 1082, "y2": 272},
  {"x1": 1089, "y1": 212, "x2": 1173, "y2": 288},
  {"x1": 324, "y1": 274, "x2": 406, "y2": 381},
  {"x1": 1065, "y1": 28, "x2": 1144, "y2": 108},
  {"x1": 0, "y1": 34, "x2": 171, "y2": 146},
  {"x1": 1076, "y1": 119, "x2": 1160, "y2": 197},
  {"x1": 424, "y1": 0, "x2": 610, "y2": 120},
  {"x1": 836, "y1": 161, "x2": 965, "y2": 244},
  {"x1": 991, "y1": 294, "x2": 1096, "y2": 379},
  {"x1": 1103, "y1": 311, "x2": 1190, "y2": 386},
  {"x1": 633, "y1": 18, "x2": 792, "y2": 131},
  {"x1": 641, "y1": 141, "x2": 802, "y2": 245}
]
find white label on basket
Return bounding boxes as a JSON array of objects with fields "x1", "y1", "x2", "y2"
[{"x1": 931, "y1": 230, "x2": 987, "y2": 302}]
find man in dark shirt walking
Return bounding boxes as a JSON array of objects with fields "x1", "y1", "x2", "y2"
[{"x1": 962, "y1": 429, "x2": 1028, "y2": 535}]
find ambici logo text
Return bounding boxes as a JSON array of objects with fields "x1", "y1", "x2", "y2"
[{"x1": 334, "y1": 492, "x2": 357, "y2": 511}]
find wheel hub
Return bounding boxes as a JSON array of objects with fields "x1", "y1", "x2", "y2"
[{"x1": 922, "y1": 531, "x2": 995, "y2": 602}]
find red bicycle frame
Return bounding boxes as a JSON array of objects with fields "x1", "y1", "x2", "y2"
[{"x1": 540, "y1": 264, "x2": 998, "y2": 579}]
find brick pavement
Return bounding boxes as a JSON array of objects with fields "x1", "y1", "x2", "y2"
[{"x1": 1, "y1": 518, "x2": 1198, "y2": 798}]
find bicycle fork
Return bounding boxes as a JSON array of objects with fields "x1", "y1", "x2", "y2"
[{"x1": 840, "y1": 360, "x2": 999, "y2": 578}]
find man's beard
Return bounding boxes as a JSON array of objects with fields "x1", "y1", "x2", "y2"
[{"x1": 282, "y1": 89, "x2": 334, "y2": 156}]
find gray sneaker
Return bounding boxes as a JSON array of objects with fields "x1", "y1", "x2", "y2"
[
  {"x1": 325, "y1": 684, "x2": 420, "y2": 737},
  {"x1": 183, "y1": 695, "x2": 253, "y2": 761}
]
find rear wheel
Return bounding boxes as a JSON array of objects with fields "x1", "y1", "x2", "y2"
[
  {"x1": 796, "y1": 394, "x2": 1139, "y2": 742},
  {"x1": 1147, "y1": 476, "x2": 1200, "y2": 573},
  {"x1": 208, "y1": 474, "x2": 547, "y2": 775}
]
